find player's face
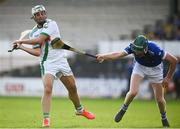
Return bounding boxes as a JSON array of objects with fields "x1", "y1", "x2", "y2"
[
  {"x1": 33, "y1": 11, "x2": 47, "y2": 25},
  {"x1": 134, "y1": 50, "x2": 145, "y2": 57},
  {"x1": 133, "y1": 47, "x2": 147, "y2": 57}
]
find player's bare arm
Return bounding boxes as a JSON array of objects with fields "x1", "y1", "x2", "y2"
[
  {"x1": 13, "y1": 34, "x2": 48, "y2": 46},
  {"x1": 162, "y1": 52, "x2": 178, "y2": 88},
  {"x1": 96, "y1": 51, "x2": 128, "y2": 63},
  {"x1": 20, "y1": 46, "x2": 40, "y2": 57},
  {"x1": 13, "y1": 43, "x2": 40, "y2": 57}
]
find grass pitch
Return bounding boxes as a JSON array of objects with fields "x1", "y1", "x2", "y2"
[{"x1": 0, "y1": 96, "x2": 180, "y2": 128}]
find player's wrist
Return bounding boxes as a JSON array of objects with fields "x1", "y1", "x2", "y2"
[{"x1": 19, "y1": 44, "x2": 24, "y2": 49}]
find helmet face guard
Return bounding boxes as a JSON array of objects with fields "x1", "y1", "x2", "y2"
[
  {"x1": 131, "y1": 43, "x2": 145, "y2": 52},
  {"x1": 31, "y1": 5, "x2": 46, "y2": 19},
  {"x1": 130, "y1": 35, "x2": 148, "y2": 53}
]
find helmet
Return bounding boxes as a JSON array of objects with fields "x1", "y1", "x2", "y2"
[
  {"x1": 31, "y1": 5, "x2": 46, "y2": 17},
  {"x1": 131, "y1": 35, "x2": 148, "y2": 52}
]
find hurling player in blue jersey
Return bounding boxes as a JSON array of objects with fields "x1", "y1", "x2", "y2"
[{"x1": 96, "y1": 35, "x2": 178, "y2": 127}]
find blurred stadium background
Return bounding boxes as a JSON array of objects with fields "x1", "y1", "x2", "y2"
[{"x1": 0, "y1": 0, "x2": 180, "y2": 128}]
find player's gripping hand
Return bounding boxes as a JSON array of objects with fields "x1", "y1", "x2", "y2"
[
  {"x1": 96, "y1": 54, "x2": 105, "y2": 63},
  {"x1": 13, "y1": 40, "x2": 21, "y2": 44},
  {"x1": 13, "y1": 40, "x2": 23, "y2": 49},
  {"x1": 13, "y1": 43, "x2": 22, "y2": 50}
]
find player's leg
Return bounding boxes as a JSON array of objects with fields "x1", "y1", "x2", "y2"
[
  {"x1": 41, "y1": 73, "x2": 54, "y2": 127},
  {"x1": 114, "y1": 73, "x2": 143, "y2": 122},
  {"x1": 124, "y1": 73, "x2": 143, "y2": 104},
  {"x1": 151, "y1": 83, "x2": 170, "y2": 127},
  {"x1": 60, "y1": 75, "x2": 95, "y2": 119},
  {"x1": 60, "y1": 75, "x2": 80, "y2": 107}
]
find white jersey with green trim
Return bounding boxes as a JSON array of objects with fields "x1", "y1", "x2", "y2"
[{"x1": 29, "y1": 19, "x2": 66, "y2": 63}]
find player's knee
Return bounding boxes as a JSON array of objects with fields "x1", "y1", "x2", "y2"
[{"x1": 44, "y1": 86, "x2": 52, "y2": 95}]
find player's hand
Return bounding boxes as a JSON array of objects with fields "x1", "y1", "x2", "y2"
[
  {"x1": 13, "y1": 40, "x2": 23, "y2": 49},
  {"x1": 13, "y1": 43, "x2": 21, "y2": 50},
  {"x1": 96, "y1": 54, "x2": 105, "y2": 63},
  {"x1": 13, "y1": 43, "x2": 22, "y2": 49},
  {"x1": 13, "y1": 40, "x2": 23, "y2": 45},
  {"x1": 162, "y1": 77, "x2": 170, "y2": 88}
]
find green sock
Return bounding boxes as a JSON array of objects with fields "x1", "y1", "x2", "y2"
[
  {"x1": 43, "y1": 113, "x2": 49, "y2": 118},
  {"x1": 76, "y1": 105, "x2": 84, "y2": 112}
]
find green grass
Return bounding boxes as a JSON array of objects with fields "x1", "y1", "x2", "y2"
[{"x1": 0, "y1": 96, "x2": 180, "y2": 128}]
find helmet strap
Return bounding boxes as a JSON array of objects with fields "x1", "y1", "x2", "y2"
[{"x1": 144, "y1": 47, "x2": 148, "y2": 53}]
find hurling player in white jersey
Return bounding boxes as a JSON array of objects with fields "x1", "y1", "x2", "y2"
[{"x1": 13, "y1": 5, "x2": 95, "y2": 127}]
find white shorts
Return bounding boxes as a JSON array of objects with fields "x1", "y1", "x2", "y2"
[
  {"x1": 40, "y1": 58, "x2": 73, "y2": 78},
  {"x1": 132, "y1": 62, "x2": 163, "y2": 83}
]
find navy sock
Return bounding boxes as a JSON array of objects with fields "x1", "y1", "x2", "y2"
[
  {"x1": 121, "y1": 104, "x2": 128, "y2": 111},
  {"x1": 161, "y1": 112, "x2": 167, "y2": 120}
]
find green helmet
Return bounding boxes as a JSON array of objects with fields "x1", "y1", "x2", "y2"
[
  {"x1": 31, "y1": 5, "x2": 46, "y2": 17},
  {"x1": 131, "y1": 35, "x2": 148, "y2": 52}
]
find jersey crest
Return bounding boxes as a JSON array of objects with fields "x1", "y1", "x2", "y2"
[{"x1": 43, "y1": 22, "x2": 48, "y2": 28}]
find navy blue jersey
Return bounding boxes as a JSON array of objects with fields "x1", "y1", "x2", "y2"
[{"x1": 124, "y1": 41, "x2": 165, "y2": 67}]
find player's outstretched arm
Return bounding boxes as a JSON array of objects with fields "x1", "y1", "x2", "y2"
[
  {"x1": 13, "y1": 34, "x2": 48, "y2": 46},
  {"x1": 162, "y1": 52, "x2": 178, "y2": 88},
  {"x1": 96, "y1": 51, "x2": 128, "y2": 63},
  {"x1": 15, "y1": 43, "x2": 41, "y2": 57}
]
